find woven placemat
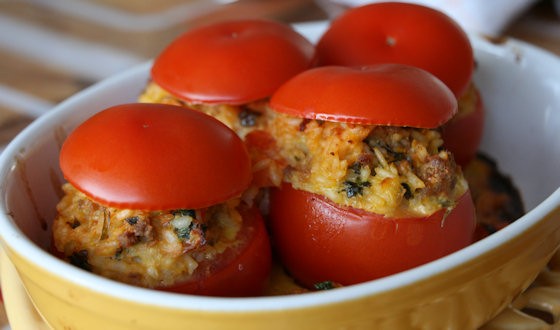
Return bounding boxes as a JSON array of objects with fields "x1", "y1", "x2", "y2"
[{"x1": 482, "y1": 251, "x2": 560, "y2": 329}]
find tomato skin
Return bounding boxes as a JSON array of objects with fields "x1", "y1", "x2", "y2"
[
  {"x1": 160, "y1": 206, "x2": 272, "y2": 297},
  {"x1": 269, "y1": 183, "x2": 476, "y2": 288},
  {"x1": 59, "y1": 103, "x2": 251, "y2": 210},
  {"x1": 243, "y1": 130, "x2": 286, "y2": 188},
  {"x1": 270, "y1": 64, "x2": 457, "y2": 128},
  {"x1": 315, "y1": 3, "x2": 484, "y2": 163},
  {"x1": 315, "y1": 2, "x2": 474, "y2": 98},
  {"x1": 152, "y1": 19, "x2": 314, "y2": 105},
  {"x1": 442, "y1": 88, "x2": 485, "y2": 166}
]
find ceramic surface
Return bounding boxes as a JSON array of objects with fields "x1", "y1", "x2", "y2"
[{"x1": 1, "y1": 22, "x2": 560, "y2": 329}]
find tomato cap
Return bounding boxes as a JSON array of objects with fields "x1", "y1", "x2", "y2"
[
  {"x1": 316, "y1": 2, "x2": 474, "y2": 98},
  {"x1": 60, "y1": 103, "x2": 252, "y2": 210},
  {"x1": 270, "y1": 64, "x2": 457, "y2": 128},
  {"x1": 152, "y1": 19, "x2": 314, "y2": 105}
]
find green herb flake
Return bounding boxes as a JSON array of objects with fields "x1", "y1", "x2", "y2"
[
  {"x1": 175, "y1": 223, "x2": 194, "y2": 240},
  {"x1": 314, "y1": 281, "x2": 337, "y2": 291},
  {"x1": 343, "y1": 180, "x2": 371, "y2": 198},
  {"x1": 171, "y1": 209, "x2": 195, "y2": 218},
  {"x1": 171, "y1": 209, "x2": 199, "y2": 241},
  {"x1": 125, "y1": 216, "x2": 139, "y2": 225},
  {"x1": 349, "y1": 162, "x2": 362, "y2": 174}
]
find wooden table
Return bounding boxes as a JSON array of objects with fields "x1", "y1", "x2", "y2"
[{"x1": 0, "y1": 0, "x2": 558, "y2": 328}]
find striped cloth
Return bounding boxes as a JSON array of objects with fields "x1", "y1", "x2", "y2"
[{"x1": 0, "y1": 0, "x2": 322, "y2": 148}]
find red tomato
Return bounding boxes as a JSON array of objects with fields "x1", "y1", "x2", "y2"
[
  {"x1": 442, "y1": 87, "x2": 485, "y2": 166},
  {"x1": 269, "y1": 183, "x2": 476, "y2": 288},
  {"x1": 151, "y1": 19, "x2": 314, "y2": 105},
  {"x1": 160, "y1": 205, "x2": 272, "y2": 297},
  {"x1": 315, "y1": 2, "x2": 474, "y2": 98},
  {"x1": 59, "y1": 103, "x2": 252, "y2": 210},
  {"x1": 270, "y1": 64, "x2": 457, "y2": 128},
  {"x1": 243, "y1": 130, "x2": 285, "y2": 188}
]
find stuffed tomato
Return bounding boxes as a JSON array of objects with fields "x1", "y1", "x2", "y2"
[
  {"x1": 53, "y1": 103, "x2": 271, "y2": 297},
  {"x1": 267, "y1": 64, "x2": 476, "y2": 288},
  {"x1": 139, "y1": 19, "x2": 314, "y2": 188},
  {"x1": 315, "y1": 2, "x2": 484, "y2": 165}
]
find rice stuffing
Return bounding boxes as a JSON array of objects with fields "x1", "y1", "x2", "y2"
[
  {"x1": 53, "y1": 183, "x2": 243, "y2": 288},
  {"x1": 268, "y1": 112, "x2": 469, "y2": 218}
]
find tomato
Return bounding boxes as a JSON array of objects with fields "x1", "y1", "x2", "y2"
[
  {"x1": 59, "y1": 103, "x2": 252, "y2": 210},
  {"x1": 442, "y1": 86, "x2": 485, "y2": 166},
  {"x1": 269, "y1": 183, "x2": 476, "y2": 288},
  {"x1": 151, "y1": 19, "x2": 314, "y2": 105},
  {"x1": 315, "y1": 2, "x2": 474, "y2": 98},
  {"x1": 243, "y1": 130, "x2": 285, "y2": 188},
  {"x1": 51, "y1": 205, "x2": 271, "y2": 297},
  {"x1": 270, "y1": 64, "x2": 457, "y2": 128},
  {"x1": 160, "y1": 205, "x2": 272, "y2": 297},
  {"x1": 314, "y1": 3, "x2": 484, "y2": 164}
]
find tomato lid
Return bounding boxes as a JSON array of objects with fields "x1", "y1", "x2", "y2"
[
  {"x1": 269, "y1": 64, "x2": 457, "y2": 128},
  {"x1": 315, "y1": 2, "x2": 474, "y2": 98},
  {"x1": 151, "y1": 19, "x2": 314, "y2": 105},
  {"x1": 59, "y1": 103, "x2": 252, "y2": 210}
]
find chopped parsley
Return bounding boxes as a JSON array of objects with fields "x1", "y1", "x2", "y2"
[
  {"x1": 171, "y1": 209, "x2": 199, "y2": 241},
  {"x1": 171, "y1": 209, "x2": 196, "y2": 218},
  {"x1": 343, "y1": 162, "x2": 372, "y2": 198},
  {"x1": 175, "y1": 222, "x2": 195, "y2": 240},
  {"x1": 125, "y1": 216, "x2": 139, "y2": 225},
  {"x1": 349, "y1": 162, "x2": 362, "y2": 175},
  {"x1": 343, "y1": 179, "x2": 371, "y2": 198},
  {"x1": 314, "y1": 281, "x2": 337, "y2": 290}
]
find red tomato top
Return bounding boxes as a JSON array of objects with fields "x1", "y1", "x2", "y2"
[
  {"x1": 315, "y1": 2, "x2": 474, "y2": 98},
  {"x1": 270, "y1": 64, "x2": 457, "y2": 128},
  {"x1": 59, "y1": 103, "x2": 252, "y2": 210},
  {"x1": 151, "y1": 19, "x2": 315, "y2": 105}
]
